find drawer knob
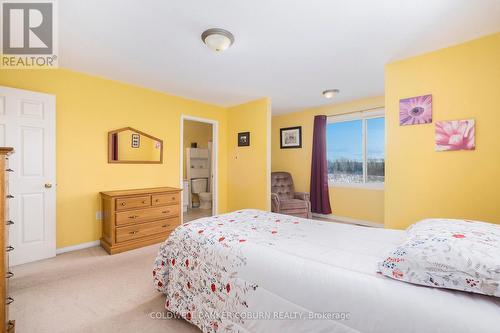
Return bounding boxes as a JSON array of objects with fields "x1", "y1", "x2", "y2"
[
  {"x1": 6, "y1": 220, "x2": 14, "y2": 226},
  {"x1": 129, "y1": 231, "x2": 139, "y2": 235},
  {"x1": 121, "y1": 202, "x2": 126, "y2": 206},
  {"x1": 128, "y1": 215, "x2": 140, "y2": 219},
  {"x1": 6, "y1": 246, "x2": 14, "y2": 252},
  {"x1": 162, "y1": 224, "x2": 169, "y2": 228},
  {"x1": 142, "y1": 201, "x2": 146, "y2": 204},
  {"x1": 6, "y1": 194, "x2": 14, "y2": 199},
  {"x1": 5, "y1": 168, "x2": 14, "y2": 172},
  {"x1": 6, "y1": 271, "x2": 13, "y2": 279},
  {"x1": 162, "y1": 211, "x2": 169, "y2": 214},
  {"x1": 6, "y1": 297, "x2": 14, "y2": 305},
  {"x1": 155, "y1": 199, "x2": 160, "y2": 202},
  {"x1": 171, "y1": 197, "x2": 175, "y2": 200}
]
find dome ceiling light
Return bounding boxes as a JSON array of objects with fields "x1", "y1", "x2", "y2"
[
  {"x1": 201, "y1": 28, "x2": 235, "y2": 52},
  {"x1": 322, "y1": 89, "x2": 340, "y2": 99}
]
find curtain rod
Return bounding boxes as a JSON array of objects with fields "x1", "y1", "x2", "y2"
[{"x1": 325, "y1": 105, "x2": 385, "y2": 117}]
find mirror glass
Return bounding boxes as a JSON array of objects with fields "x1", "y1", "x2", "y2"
[{"x1": 108, "y1": 127, "x2": 163, "y2": 163}]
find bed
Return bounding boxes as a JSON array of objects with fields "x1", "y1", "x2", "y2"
[{"x1": 153, "y1": 209, "x2": 500, "y2": 333}]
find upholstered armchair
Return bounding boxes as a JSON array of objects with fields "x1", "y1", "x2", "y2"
[{"x1": 271, "y1": 172, "x2": 312, "y2": 218}]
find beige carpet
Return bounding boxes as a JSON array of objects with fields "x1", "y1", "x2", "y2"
[{"x1": 10, "y1": 244, "x2": 200, "y2": 333}]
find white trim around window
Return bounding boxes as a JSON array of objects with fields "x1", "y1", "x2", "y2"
[
  {"x1": 326, "y1": 109, "x2": 385, "y2": 124},
  {"x1": 327, "y1": 108, "x2": 385, "y2": 190}
]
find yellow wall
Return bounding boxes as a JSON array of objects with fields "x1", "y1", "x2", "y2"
[
  {"x1": 272, "y1": 96, "x2": 385, "y2": 224},
  {"x1": 0, "y1": 69, "x2": 229, "y2": 248},
  {"x1": 328, "y1": 186, "x2": 385, "y2": 223},
  {"x1": 227, "y1": 98, "x2": 271, "y2": 211},
  {"x1": 385, "y1": 33, "x2": 500, "y2": 228},
  {"x1": 116, "y1": 130, "x2": 161, "y2": 161},
  {"x1": 6, "y1": 33, "x2": 494, "y2": 249},
  {"x1": 183, "y1": 120, "x2": 212, "y2": 178}
]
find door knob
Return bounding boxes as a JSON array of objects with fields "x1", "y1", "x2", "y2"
[{"x1": 44, "y1": 183, "x2": 52, "y2": 188}]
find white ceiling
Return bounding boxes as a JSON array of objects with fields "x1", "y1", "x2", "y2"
[{"x1": 59, "y1": 0, "x2": 500, "y2": 114}]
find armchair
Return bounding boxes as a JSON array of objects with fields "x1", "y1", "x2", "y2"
[{"x1": 271, "y1": 172, "x2": 312, "y2": 218}]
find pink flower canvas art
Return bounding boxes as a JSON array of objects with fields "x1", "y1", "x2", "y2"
[
  {"x1": 399, "y1": 94, "x2": 432, "y2": 125},
  {"x1": 435, "y1": 119, "x2": 475, "y2": 151}
]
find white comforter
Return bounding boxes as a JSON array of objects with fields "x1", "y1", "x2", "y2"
[{"x1": 153, "y1": 210, "x2": 500, "y2": 333}]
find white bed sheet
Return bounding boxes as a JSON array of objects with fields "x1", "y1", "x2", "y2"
[{"x1": 154, "y1": 210, "x2": 500, "y2": 333}]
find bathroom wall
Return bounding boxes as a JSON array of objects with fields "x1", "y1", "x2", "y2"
[{"x1": 183, "y1": 120, "x2": 213, "y2": 179}]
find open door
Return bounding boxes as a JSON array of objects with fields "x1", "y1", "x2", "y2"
[{"x1": 0, "y1": 86, "x2": 56, "y2": 265}]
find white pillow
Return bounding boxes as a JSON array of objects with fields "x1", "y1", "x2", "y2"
[{"x1": 378, "y1": 218, "x2": 500, "y2": 297}]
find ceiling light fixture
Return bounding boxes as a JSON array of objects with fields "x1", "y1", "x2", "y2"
[
  {"x1": 322, "y1": 89, "x2": 340, "y2": 99},
  {"x1": 201, "y1": 28, "x2": 234, "y2": 52}
]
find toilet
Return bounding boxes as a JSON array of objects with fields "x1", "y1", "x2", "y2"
[
  {"x1": 198, "y1": 192, "x2": 212, "y2": 210},
  {"x1": 191, "y1": 178, "x2": 212, "y2": 210}
]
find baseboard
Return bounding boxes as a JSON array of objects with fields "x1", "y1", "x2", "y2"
[
  {"x1": 56, "y1": 240, "x2": 100, "y2": 255},
  {"x1": 312, "y1": 213, "x2": 384, "y2": 228}
]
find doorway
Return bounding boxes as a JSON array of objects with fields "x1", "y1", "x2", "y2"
[{"x1": 180, "y1": 116, "x2": 218, "y2": 223}]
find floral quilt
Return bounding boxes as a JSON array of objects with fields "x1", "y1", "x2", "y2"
[
  {"x1": 153, "y1": 209, "x2": 321, "y2": 332},
  {"x1": 379, "y1": 218, "x2": 500, "y2": 297},
  {"x1": 154, "y1": 211, "x2": 500, "y2": 333}
]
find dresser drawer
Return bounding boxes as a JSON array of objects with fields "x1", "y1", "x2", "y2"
[
  {"x1": 115, "y1": 205, "x2": 179, "y2": 226},
  {"x1": 116, "y1": 195, "x2": 151, "y2": 211},
  {"x1": 115, "y1": 218, "x2": 178, "y2": 243},
  {"x1": 152, "y1": 193, "x2": 179, "y2": 206}
]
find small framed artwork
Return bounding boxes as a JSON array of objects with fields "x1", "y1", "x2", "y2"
[
  {"x1": 399, "y1": 94, "x2": 432, "y2": 126},
  {"x1": 238, "y1": 132, "x2": 250, "y2": 147},
  {"x1": 280, "y1": 126, "x2": 302, "y2": 149},
  {"x1": 435, "y1": 119, "x2": 475, "y2": 151},
  {"x1": 131, "y1": 133, "x2": 140, "y2": 148}
]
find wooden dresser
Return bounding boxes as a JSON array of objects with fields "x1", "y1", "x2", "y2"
[
  {"x1": 0, "y1": 148, "x2": 15, "y2": 333},
  {"x1": 100, "y1": 187, "x2": 182, "y2": 254}
]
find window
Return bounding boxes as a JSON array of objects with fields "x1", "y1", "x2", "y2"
[{"x1": 326, "y1": 110, "x2": 385, "y2": 188}]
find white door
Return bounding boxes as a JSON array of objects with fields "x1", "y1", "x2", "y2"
[{"x1": 0, "y1": 86, "x2": 56, "y2": 266}]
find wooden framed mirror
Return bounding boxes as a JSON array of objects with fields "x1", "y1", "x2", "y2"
[{"x1": 108, "y1": 127, "x2": 163, "y2": 164}]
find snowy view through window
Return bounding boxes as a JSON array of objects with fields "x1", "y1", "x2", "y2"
[{"x1": 327, "y1": 117, "x2": 384, "y2": 184}]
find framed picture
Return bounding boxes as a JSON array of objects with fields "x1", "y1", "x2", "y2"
[
  {"x1": 238, "y1": 132, "x2": 250, "y2": 147},
  {"x1": 399, "y1": 94, "x2": 432, "y2": 126},
  {"x1": 131, "y1": 133, "x2": 140, "y2": 148},
  {"x1": 280, "y1": 126, "x2": 302, "y2": 149},
  {"x1": 435, "y1": 119, "x2": 475, "y2": 151}
]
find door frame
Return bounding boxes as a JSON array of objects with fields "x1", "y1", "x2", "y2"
[{"x1": 180, "y1": 115, "x2": 218, "y2": 220}]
